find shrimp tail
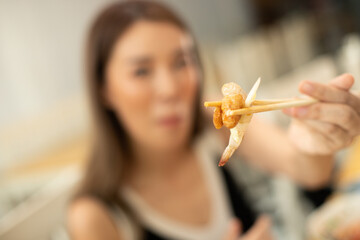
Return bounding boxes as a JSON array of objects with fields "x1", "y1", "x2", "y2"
[{"x1": 218, "y1": 145, "x2": 236, "y2": 167}]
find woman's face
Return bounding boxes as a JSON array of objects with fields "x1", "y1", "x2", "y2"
[{"x1": 104, "y1": 21, "x2": 199, "y2": 153}]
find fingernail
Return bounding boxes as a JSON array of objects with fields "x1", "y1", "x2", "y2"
[
  {"x1": 301, "y1": 82, "x2": 314, "y2": 93},
  {"x1": 295, "y1": 107, "x2": 308, "y2": 117}
]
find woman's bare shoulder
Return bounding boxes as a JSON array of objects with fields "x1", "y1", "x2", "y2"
[{"x1": 67, "y1": 196, "x2": 123, "y2": 240}]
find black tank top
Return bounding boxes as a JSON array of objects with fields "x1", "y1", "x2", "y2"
[{"x1": 141, "y1": 167, "x2": 257, "y2": 240}]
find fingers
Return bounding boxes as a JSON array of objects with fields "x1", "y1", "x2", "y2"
[
  {"x1": 329, "y1": 73, "x2": 355, "y2": 90},
  {"x1": 222, "y1": 216, "x2": 273, "y2": 240},
  {"x1": 287, "y1": 119, "x2": 337, "y2": 155},
  {"x1": 283, "y1": 103, "x2": 360, "y2": 136},
  {"x1": 299, "y1": 81, "x2": 348, "y2": 103},
  {"x1": 299, "y1": 74, "x2": 360, "y2": 114},
  {"x1": 299, "y1": 120, "x2": 354, "y2": 150},
  {"x1": 240, "y1": 216, "x2": 273, "y2": 240},
  {"x1": 222, "y1": 219, "x2": 242, "y2": 240}
]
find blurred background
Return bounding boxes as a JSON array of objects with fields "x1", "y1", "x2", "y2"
[{"x1": 0, "y1": 0, "x2": 360, "y2": 239}]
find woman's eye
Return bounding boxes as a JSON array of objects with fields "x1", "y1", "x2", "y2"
[
  {"x1": 174, "y1": 58, "x2": 187, "y2": 69},
  {"x1": 134, "y1": 68, "x2": 150, "y2": 77}
]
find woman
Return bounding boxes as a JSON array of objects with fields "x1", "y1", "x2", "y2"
[{"x1": 67, "y1": 1, "x2": 360, "y2": 239}]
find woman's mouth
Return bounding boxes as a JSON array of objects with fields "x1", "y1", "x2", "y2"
[{"x1": 157, "y1": 115, "x2": 182, "y2": 128}]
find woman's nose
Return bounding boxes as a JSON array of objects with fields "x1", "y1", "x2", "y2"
[{"x1": 154, "y1": 68, "x2": 179, "y2": 101}]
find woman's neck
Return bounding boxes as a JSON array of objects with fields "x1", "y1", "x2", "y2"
[{"x1": 125, "y1": 144, "x2": 195, "y2": 185}]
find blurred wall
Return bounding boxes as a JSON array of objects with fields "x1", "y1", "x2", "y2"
[
  {"x1": 0, "y1": 0, "x2": 110, "y2": 127},
  {"x1": 161, "y1": 0, "x2": 254, "y2": 43},
  {"x1": 0, "y1": 0, "x2": 118, "y2": 169},
  {"x1": 0, "y1": 0, "x2": 255, "y2": 169}
]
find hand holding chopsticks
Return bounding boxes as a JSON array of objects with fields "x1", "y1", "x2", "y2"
[{"x1": 206, "y1": 74, "x2": 360, "y2": 165}]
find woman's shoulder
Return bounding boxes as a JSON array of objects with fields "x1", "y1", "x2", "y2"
[{"x1": 67, "y1": 196, "x2": 122, "y2": 240}]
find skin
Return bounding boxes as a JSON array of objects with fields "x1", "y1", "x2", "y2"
[
  {"x1": 67, "y1": 20, "x2": 360, "y2": 240},
  {"x1": 222, "y1": 216, "x2": 273, "y2": 240},
  {"x1": 284, "y1": 74, "x2": 360, "y2": 155},
  {"x1": 103, "y1": 21, "x2": 198, "y2": 155},
  {"x1": 239, "y1": 74, "x2": 360, "y2": 189}
]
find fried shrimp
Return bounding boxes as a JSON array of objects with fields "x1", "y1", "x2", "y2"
[
  {"x1": 213, "y1": 106, "x2": 223, "y2": 129},
  {"x1": 219, "y1": 78, "x2": 261, "y2": 166},
  {"x1": 221, "y1": 83, "x2": 245, "y2": 129}
]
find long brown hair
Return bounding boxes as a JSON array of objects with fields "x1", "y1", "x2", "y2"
[{"x1": 76, "y1": 0, "x2": 203, "y2": 210}]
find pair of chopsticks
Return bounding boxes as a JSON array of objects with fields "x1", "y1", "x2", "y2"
[
  {"x1": 205, "y1": 89, "x2": 360, "y2": 116},
  {"x1": 204, "y1": 97, "x2": 318, "y2": 116}
]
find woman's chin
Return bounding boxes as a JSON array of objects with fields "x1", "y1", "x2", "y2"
[{"x1": 151, "y1": 134, "x2": 190, "y2": 153}]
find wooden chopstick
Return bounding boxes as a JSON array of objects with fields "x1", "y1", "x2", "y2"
[
  {"x1": 235, "y1": 89, "x2": 360, "y2": 115},
  {"x1": 204, "y1": 98, "x2": 294, "y2": 108},
  {"x1": 204, "y1": 101, "x2": 222, "y2": 107},
  {"x1": 228, "y1": 98, "x2": 318, "y2": 116},
  {"x1": 253, "y1": 98, "x2": 294, "y2": 105}
]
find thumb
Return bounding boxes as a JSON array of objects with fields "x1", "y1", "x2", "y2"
[
  {"x1": 329, "y1": 73, "x2": 354, "y2": 91},
  {"x1": 222, "y1": 219, "x2": 242, "y2": 240}
]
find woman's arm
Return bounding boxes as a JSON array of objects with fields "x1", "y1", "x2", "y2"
[
  {"x1": 238, "y1": 117, "x2": 334, "y2": 189},
  {"x1": 67, "y1": 197, "x2": 122, "y2": 240},
  {"x1": 238, "y1": 74, "x2": 360, "y2": 189}
]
